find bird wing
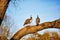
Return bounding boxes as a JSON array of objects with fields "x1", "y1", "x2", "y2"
[
  {"x1": 38, "y1": 18, "x2": 40, "y2": 22},
  {"x1": 36, "y1": 18, "x2": 40, "y2": 23},
  {"x1": 24, "y1": 19, "x2": 30, "y2": 24}
]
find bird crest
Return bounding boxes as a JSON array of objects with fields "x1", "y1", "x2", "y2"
[{"x1": 37, "y1": 15, "x2": 39, "y2": 18}]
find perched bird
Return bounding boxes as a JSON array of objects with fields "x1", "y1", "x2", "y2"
[
  {"x1": 36, "y1": 15, "x2": 40, "y2": 26},
  {"x1": 23, "y1": 16, "x2": 32, "y2": 26}
]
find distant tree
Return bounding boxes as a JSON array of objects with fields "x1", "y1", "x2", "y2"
[{"x1": 0, "y1": 15, "x2": 15, "y2": 40}]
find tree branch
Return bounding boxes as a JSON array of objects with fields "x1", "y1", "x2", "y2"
[
  {"x1": 10, "y1": 18, "x2": 60, "y2": 40},
  {"x1": 0, "y1": 0, "x2": 10, "y2": 25}
]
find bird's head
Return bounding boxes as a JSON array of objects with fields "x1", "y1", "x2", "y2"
[{"x1": 30, "y1": 15, "x2": 32, "y2": 20}]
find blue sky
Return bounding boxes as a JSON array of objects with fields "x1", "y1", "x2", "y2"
[{"x1": 5, "y1": 0, "x2": 60, "y2": 35}]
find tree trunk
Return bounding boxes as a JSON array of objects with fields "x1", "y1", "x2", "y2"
[
  {"x1": 10, "y1": 18, "x2": 60, "y2": 40},
  {"x1": 0, "y1": 0, "x2": 10, "y2": 25}
]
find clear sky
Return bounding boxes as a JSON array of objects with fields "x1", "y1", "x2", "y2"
[{"x1": 5, "y1": 0, "x2": 60, "y2": 36}]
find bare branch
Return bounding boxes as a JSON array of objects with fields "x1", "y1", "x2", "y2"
[{"x1": 10, "y1": 18, "x2": 60, "y2": 40}]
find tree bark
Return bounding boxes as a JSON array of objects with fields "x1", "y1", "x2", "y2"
[
  {"x1": 0, "y1": 0, "x2": 10, "y2": 25},
  {"x1": 10, "y1": 18, "x2": 60, "y2": 40}
]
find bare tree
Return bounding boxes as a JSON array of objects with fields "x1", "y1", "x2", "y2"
[{"x1": 0, "y1": 15, "x2": 15, "y2": 40}]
